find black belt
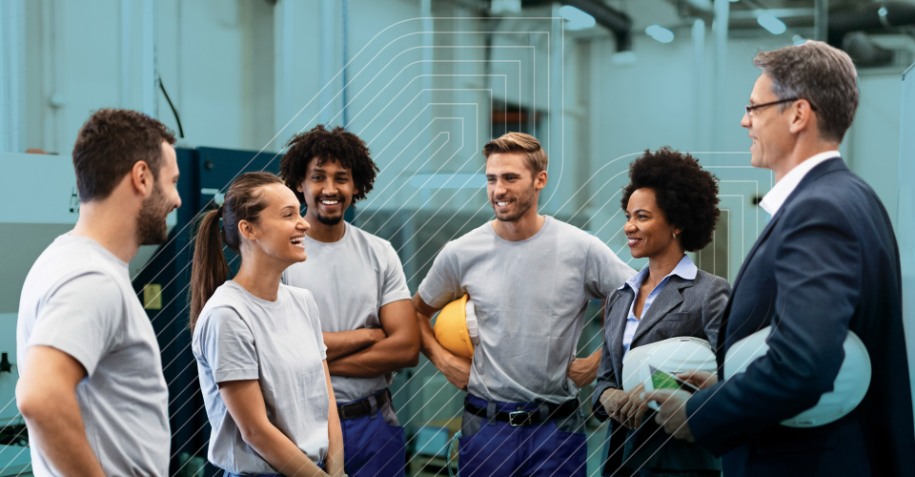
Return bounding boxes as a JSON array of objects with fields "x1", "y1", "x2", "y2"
[
  {"x1": 464, "y1": 397, "x2": 579, "y2": 427},
  {"x1": 337, "y1": 390, "x2": 388, "y2": 420}
]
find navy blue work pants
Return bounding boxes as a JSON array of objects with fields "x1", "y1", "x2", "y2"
[
  {"x1": 340, "y1": 405, "x2": 406, "y2": 476},
  {"x1": 458, "y1": 394, "x2": 587, "y2": 477}
]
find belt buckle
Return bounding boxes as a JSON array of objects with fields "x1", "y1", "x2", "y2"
[{"x1": 508, "y1": 410, "x2": 531, "y2": 427}]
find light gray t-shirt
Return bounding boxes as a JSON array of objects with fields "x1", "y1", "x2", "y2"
[
  {"x1": 418, "y1": 216, "x2": 635, "y2": 403},
  {"x1": 282, "y1": 222, "x2": 411, "y2": 402},
  {"x1": 17, "y1": 234, "x2": 170, "y2": 477},
  {"x1": 193, "y1": 281, "x2": 329, "y2": 474}
]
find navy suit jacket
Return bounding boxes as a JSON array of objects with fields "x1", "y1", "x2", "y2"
[
  {"x1": 687, "y1": 158, "x2": 915, "y2": 476},
  {"x1": 593, "y1": 270, "x2": 729, "y2": 474}
]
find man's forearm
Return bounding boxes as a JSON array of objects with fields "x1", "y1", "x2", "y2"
[
  {"x1": 323, "y1": 329, "x2": 385, "y2": 362},
  {"x1": 417, "y1": 312, "x2": 447, "y2": 367},
  {"x1": 16, "y1": 347, "x2": 106, "y2": 477},
  {"x1": 19, "y1": 392, "x2": 105, "y2": 476},
  {"x1": 327, "y1": 334, "x2": 419, "y2": 377}
]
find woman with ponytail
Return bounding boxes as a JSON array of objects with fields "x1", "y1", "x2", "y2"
[{"x1": 190, "y1": 172, "x2": 345, "y2": 477}]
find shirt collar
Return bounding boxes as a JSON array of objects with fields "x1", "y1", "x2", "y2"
[
  {"x1": 621, "y1": 254, "x2": 697, "y2": 291},
  {"x1": 759, "y1": 151, "x2": 841, "y2": 215}
]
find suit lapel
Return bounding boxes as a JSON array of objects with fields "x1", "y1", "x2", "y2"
[
  {"x1": 607, "y1": 291, "x2": 632, "y2": 347},
  {"x1": 631, "y1": 277, "x2": 691, "y2": 345},
  {"x1": 729, "y1": 157, "x2": 845, "y2": 293},
  {"x1": 606, "y1": 290, "x2": 634, "y2": 383},
  {"x1": 719, "y1": 157, "x2": 846, "y2": 352}
]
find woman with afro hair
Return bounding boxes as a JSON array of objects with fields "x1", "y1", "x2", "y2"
[{"x1": 592, "y1": 147, "x2": 730, "y2": 477}]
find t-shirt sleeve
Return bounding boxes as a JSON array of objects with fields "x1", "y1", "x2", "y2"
[
  {"x1": 27, "y1": 271, "x2": 122, "y2": 376},
  {"x1": 586, "y1": 236, "x2": 636, "y2": 299},
  {"x1": 198, "y1": 307, "x2": 260, "y2": 383},
  {"x1": 379, "y1": 242, "x2": 412, "y2": 307},
  {"x1": 417, "y1": 243, "x2": 463, "y2": 309}
]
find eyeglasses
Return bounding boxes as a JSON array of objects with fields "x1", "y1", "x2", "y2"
[{"x1": 744, "y1": 97, "x2": 798, "y2": 115}]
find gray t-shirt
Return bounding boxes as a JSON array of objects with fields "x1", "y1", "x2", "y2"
[
  {"x1": 193, "y1": 281, "x2": 329, "y2": 474},
  {"x1": 418, "y1": 216, "x2": 635, "y2": 403},
  {"x1": 282, "y1": 222, "x2": 411, "y2": 402},
  {"x1": 17, "y1": 234, "x2": 170, "y2": 476}
]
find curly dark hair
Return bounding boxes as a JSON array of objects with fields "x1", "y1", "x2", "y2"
[
  {"x1": 279, "y1": 125, "x2": 378, "y2": 203},
  {"x1": 621, "y1": 148, "x2": 720, "y2": 252}
]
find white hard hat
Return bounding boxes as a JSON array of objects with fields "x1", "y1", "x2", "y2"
[
  {"x1": 724, "y1": 326, "x2": 871, "y2": 428},
  {"x1": 621, "y1": 336, "x2": 716, "y2": 391}
]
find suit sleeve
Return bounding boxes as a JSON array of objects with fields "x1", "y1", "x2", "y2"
[
  {"x1": 592, "y1": 294, "x2": 622, "y2": 420},
  {"x1": 700, "y1": 275, "x2": 730, "y2": 350},
  {"x1": 686, "y1": 195, "x2": 860, "y2": 454}
]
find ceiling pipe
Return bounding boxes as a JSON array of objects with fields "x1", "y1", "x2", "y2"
[
  {"x1": 667, "y1": 0, "x2": 915, "y2": 67},
  {"x1": 521, "y1": 0, "x2": 633, "y2": 51},
  {"x1": 827, "y1": 1, "x2": 915, "y2": 66},
  {"x1": 827, "y1": 1, "x2": 915, "y2": 45}
]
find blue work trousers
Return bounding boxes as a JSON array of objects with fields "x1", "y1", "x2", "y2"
[
  {"x1": 458, "y1": 394, "x2": 587, "y2": 477},
  {"x1": 223, "y1": 460, "x2": 323, "y2": 476},
  {"x1": 340, "y1": 406, "x2": 406, "y2": 476}
]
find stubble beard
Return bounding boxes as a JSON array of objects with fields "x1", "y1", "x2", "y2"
[{"x1": 136, "y1": 187, "x2": 170, "y2": 246}]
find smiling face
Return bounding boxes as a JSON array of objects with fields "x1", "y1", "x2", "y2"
[
  {"x1": 485, "y1": 152, "x2": 545, "y2": 223},
  {"x1": 741, "y1": 73, "x2": 794, "y2": 173},
  {"x1": 624, "y1": 188, "x2": 681, "y2": 260},
  {"x1": 137, "y1": 142, "x2": 182, "y2": 245},
  {"x1": 297, "y1": 158, "x2": 355, "y2": 228},
  {"x1": 243, "y1": 183, "x2": 310, "y2": 264}
]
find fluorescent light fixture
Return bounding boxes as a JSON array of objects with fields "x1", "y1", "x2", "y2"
[
  {"x1": 559, "y1": 5, "x2": 596, "y2": 31},
  {"x1": 792, "y1": 34, "x2": 806, "y2": 45},
  {"x1": 645, "y1": 24, "x2": 675, "y2": 43},
  {"x1": 757, "y1": 12, "x2": 787, "y2": 35},
  {"x1": 490, "y1": 0, "x2": 521, "y2": 14}
]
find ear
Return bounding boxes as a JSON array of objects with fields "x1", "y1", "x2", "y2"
[
  {"x1": 130, "y1": 161, "x2": 154, "y2": 196},
  {"x1": 237, "y1": 219, "x2": 257, "y2": 242},
  {"x1": 296, "y1": 181, "x2": 304, "y2": 193},
  {"x1": 534, "y1": 170, "x2": 548, "y2": 190},
  {"x1": 787, "y1": 99, "x2": 815, "y2": 135}
]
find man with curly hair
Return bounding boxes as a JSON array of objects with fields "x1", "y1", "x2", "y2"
[
  {"x1": 413, "y1": 132, "x2": 635, "y2": 477},
  {"x1": 280, "y1": 125, "x2": 418, "y2": 477},
  {"x1": 17, "y1": 108, "x2": 181, "y2": 476}
]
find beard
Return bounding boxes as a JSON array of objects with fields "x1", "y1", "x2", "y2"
[
  {"x1": 493, "y1": 184, "x2": 536, "y2": 223},
  {"x1": 312, "y1": 210, "x2": 343, "y2": 226},
  {"x1": 136, "y1": 186, "x2": 170, "y2": 245}
]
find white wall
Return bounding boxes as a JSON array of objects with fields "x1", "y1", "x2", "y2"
[
  {"x1": 899, "y1": 63, "x2": 915, "y2": 430},
  {"x1": 848, "y1": 73, "x2": 902, "y2": 225},
  {"x1": 6, "y1": 1, "x2": 908, "y2": 259},
  {"x1": 583, "y1": 28, "x2": 906, "y2": 277}
]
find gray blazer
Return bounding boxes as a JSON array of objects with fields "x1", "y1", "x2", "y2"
[{"x1": 592, "y1": 269, "x2": 729, "y2": 475}]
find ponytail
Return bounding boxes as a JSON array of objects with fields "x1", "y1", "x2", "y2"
[
  {"x1": 188, "y1": 172, "x2": 285, "y2": 331},
  {"x1": 189, "y1": 207, "x2": 228, "y2": 330}
]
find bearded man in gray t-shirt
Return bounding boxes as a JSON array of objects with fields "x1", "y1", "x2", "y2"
[
  {"x1": 280, "y1": 125, "x2": 419, "y2": 477},
  {"x1": 414, "y1": 132, "x2": 634, "y2": 477},
  {"x1": 17, "y1": 109, "x2": 181, "y2": 476}
]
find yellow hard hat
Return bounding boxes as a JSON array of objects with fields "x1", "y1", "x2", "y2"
[{"x1": 433, "y1": 294, "x2": 479, "y2": 360}]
